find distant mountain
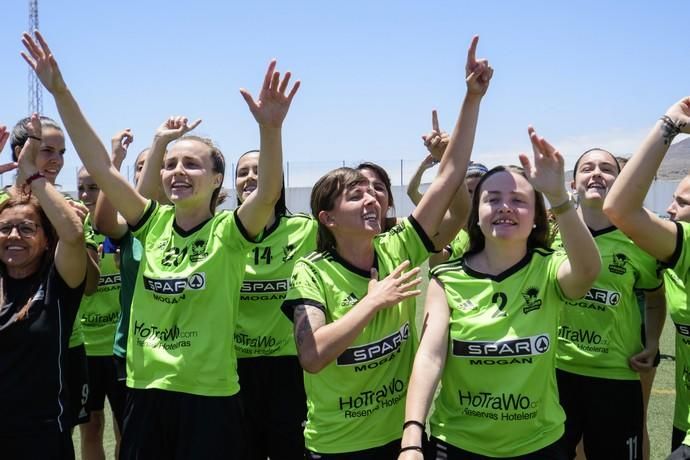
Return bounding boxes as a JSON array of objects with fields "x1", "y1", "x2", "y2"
[
  {"x1": 564, "y1": 137, "x2": 690, "y2": 180},
  {"x1": 657, "y1": 136, "x2": 690, "y2": 179}
]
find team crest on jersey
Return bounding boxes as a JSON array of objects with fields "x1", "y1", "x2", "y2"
[
  {"x1": 282, "y1": 244, "x2": 297, "y2": 262},
  {"x1": 608, "y1": 253, "x2": 629, "y2": 275},
  {"x1": 190, "y1": 239, "x2": 208, "y2": 262},
  {"x1": 341, "y1": 293, "x2": 359, "y2": 307},
  {"x1": 521, "y1": 287, "x2": 542, "y2": 314}
]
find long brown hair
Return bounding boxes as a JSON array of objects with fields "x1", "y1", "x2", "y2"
[
  {"x1": 0, "y1": 187, "x2": 58, "y2": 323},
  {"x1": 465, "y1": 165, "x2": 551, "y2": 256},
  {"x1": 310, "y1": 167, "x2": 368, "y2": 253}
]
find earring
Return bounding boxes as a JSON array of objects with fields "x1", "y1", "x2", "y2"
[{"x1": 532, "y1": 224, "x2": 537, "y2": 229}]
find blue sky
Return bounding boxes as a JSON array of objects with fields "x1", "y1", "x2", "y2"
[{"x1": 1, "y1": 0, "x2": 688, "y2": 190}]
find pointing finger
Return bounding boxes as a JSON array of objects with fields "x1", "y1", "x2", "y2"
[
  {"x1": 431, "y1": 109, "x2": 439, "y2": 132},
  {"x1": 467, "y1": 35, "x2": 479, "y2": 67}
]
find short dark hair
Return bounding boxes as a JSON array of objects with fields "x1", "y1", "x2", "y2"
[{"x1": 572, "y1": 148, "x2": 621, "y2": 180}]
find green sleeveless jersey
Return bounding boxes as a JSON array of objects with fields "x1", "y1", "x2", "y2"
[
  {"x1": 664, "y1": 221, "x2": 690, "y2": 445},
  {"x1": 429, "y1": 248, "x2": 567, "y2": 457},
  {"x1": 553, "y1": 227, "x2": 661, "y2": 380},
  {"x1": 235, "y1": 214, "x2": 317, "y2": 358},
  {"x1": 282, "y1": 217, "x2": 434, "y2": 453},
  {"x1": 127, "y1": 201, "x2": 256, "y2": 396},
  {"x1": 447, "y1": 229, "x2": 469, "y2": 260},
  {"x1": 78, "y1": 233, "x2": 121, "y2": 356}
]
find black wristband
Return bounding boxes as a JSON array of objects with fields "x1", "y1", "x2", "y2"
[
  {"x1": 27, "y1": 135, "x2": 42, "y2": 141},
  {"x1": 399, "y1": 445, "x2": 423, "y2": 454},
  {"x1": 403, "y1": 420, "x2": 426, "y2": 431}
]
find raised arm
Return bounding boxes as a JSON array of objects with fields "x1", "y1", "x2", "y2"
[
  {"x1": 293, "y1": 261, "x2": 421, "y2": 373},
  {"x1": 412, "y1": 36, "x2": 490, "y2": 248},
  {"x1": 137, "y1": 117, "x2": 201, "y2": 204},
  {"x1": 93, "y1": 129, "x2": 134, "y2": 239},
  {"x1": 0, "y1": 126, "x2": 18, "y2": 175},
  {"x1": 521, "y1": 127, "x2": 601, "y2": 299},
  {"x1": 603, "y1": 98, "x2": 690, "y2": 263},
  {"x1": 399, "y1": 279, "x2": 450, "y2": 459},
  {"x1": 17, "y1": 115, "x2": 85, "y2": 287},
  {"x1": 406, "y1": 154, "x2": 437, "y2": 206},
  {"x1": 407, "y1": 110, "x2": 445, "y2": 205},
  {"x1": 21, "y1": 31, "x2": 147, "y2": 226},
  {"x1": 236, "y1": 60, "x2": 300, "y2": 239}
]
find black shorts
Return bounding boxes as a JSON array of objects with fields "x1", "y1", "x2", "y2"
[
  {"x1": 306, "y1": 439, "x2": 400, "y2": 460},
  {"x1": 556, "y1": 369, "x2": 643, "y2": 459},
  {"x1": 425, "y1": 436, "x2": 567, "y2": 460},
  {"x1": 66, "y1": 345, "x2": 90, "y2": 427},
  {"x1": 237, "y1": 355, "x2": 306, "y2": 460},
  {"x1": 113, "y1": 354, "x2": 127, "y2": 382},
  {"x1": 120, "y1": 388, "x2": 245, "y2": 460},
  {"x1": 85, "y1": 355, "x2": 127, "y2": 430},
  {"x1": 0, "y1": 428, "x2": 75, "y2": 460}
]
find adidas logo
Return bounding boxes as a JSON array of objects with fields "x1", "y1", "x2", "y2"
[{"x1": 341, "y1": 293, "x2": 359, "y2": 307}]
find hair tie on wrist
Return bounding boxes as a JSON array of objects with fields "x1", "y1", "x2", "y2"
[
  {"x1": 403, "y1": 420, "x2": 426, "y2": 431},
  {"x1": 27, "y1": 135, "x2": 42, "y2": 142},
  {"x1": 399, "y1": 445, "x2": 424, "y2": 454},
  {"x1": 26, "y1": 172, "x2": 46, "y2": 186},
  {"x1": 659, "y1": 115, "x2": 685, "y2": 145}
]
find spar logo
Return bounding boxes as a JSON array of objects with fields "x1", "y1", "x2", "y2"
[
  {"x1": 143, "y1": 273, "x2": 206, "y2": 295},
  {"x1": 452, "y1": 334, "x2": 550, "y2": 365},
  {"x1": 241, "y1": 279, "x2": 289, "y2": 293},
  {"x1": 337, "y1": 322, "x2": 410, "y2": 367},
  {"x1": 584, "y1": 287, "x2": 620, "y2": 306},
  {"x1": 98, "y1": 273, "x2": 121, "y2": 287}
]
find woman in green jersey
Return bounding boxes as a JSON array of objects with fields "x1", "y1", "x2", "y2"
[
  {"x1": 76, "y1": 166, "x2": 126, "y2": 460},
  {"x1": 603, "y1": 97, "x2": 690, "y2": 460},
  {"x1": 282, "y1": 35, "x2": 491, "y2": 459},
  {"x1": 233, "y1": 148, "x2": 317, "y2": 460},
  {"x1": 401, "y1": 130, "x2": 601, "y2": 459},
  {"x1": 22, "y1": 31, "x2": 299, "y2": 459},
  {"x1": 554, "y1": 148, "x2": 665, "y2": 460}
]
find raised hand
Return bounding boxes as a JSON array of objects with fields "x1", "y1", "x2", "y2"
[
  {"x1": 366, "y1": 260, "x2": 422, "y2": 311},
  {"x1": 0, "y1": 125, "x2": 18, "y2": 175},
  {"x1": 154, "y1": 116, "x2": 202, "y2": 144},
  {"x1": 465, "y1": 35, "x2": 493, "y2": 97},
  {"x1": 660, "y1": 97, "x2": 690, "y2": 145},
  {"x1": 240, "y1": 60, "x2": 300, "y2": 128},
  {"x1": 422, "y1": 110, "x2": 449, "y2": 161},
  {"x1": 16, "y1": 113, "x2": 42, "y2": 182},
  {"x1": 111, "y1": 128, "x2": 134, "y2": 166},
  {"x1": 519, "y1": 126, "x2": 568, "y2": 203},
  {"x1": 21, "y1": 31, "x2": 67, "y2": 95}
]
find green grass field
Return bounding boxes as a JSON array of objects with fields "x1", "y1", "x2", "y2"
[{"x1": 73, "y1": 273, "x2": 682, "y2": 460}]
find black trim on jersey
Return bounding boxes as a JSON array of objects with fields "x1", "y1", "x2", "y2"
[
  {"x1": 234, "y1": 210, "x2": 260, "y2": 243},
  {"x1": 637, "y1": 281, "x2": 665, "y2": 293},
  {"x1": 173, "y1": 215, "x2": 213, "y2": 237},
  {"x1": 281, "y1": 298, "x2": 326, "y2": 323},
  {"x1": 589, "y1": 225, "x2": 617, "y2": 238},
  {"x1": 665, "y1": 220, "x2": 684, "y2": 270},
  {"x1": 407, "y1": 215, "x2": 436, "y2": 253},
  {"x1": 129, "y1": 200, "x2": 157, "y2": 233},
  {"x1": 444, "y1": 248, "x2": 553, "y2": 282},
  {"x1": 259, "y1": 213, "x2": 313, "y2": 241},
  {"x1": 327, "y1": 249, "x2": 378, "y2": 279}
]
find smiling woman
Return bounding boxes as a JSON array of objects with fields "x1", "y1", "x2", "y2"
[{"x1": 0, "y1": 115, "x2": 87, "y2": 460}]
